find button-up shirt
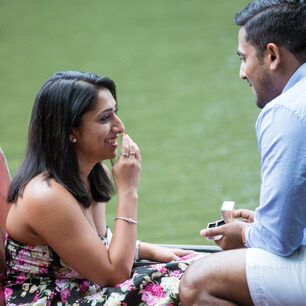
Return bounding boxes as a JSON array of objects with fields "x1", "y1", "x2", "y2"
[{"x1": 245, "y1": 63, "x2": 306, "y2": 256}]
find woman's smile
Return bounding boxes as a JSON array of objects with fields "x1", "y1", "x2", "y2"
[{"x1": 105, "y1": 136, "x2": 119, "y2": 147}]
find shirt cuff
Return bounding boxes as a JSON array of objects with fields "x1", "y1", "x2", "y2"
[{"x1": 242, "y1": 223, "x2": 253, "y2": 247}]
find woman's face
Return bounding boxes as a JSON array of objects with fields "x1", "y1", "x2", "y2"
[{"x1": 72, "y1": 88, "x2": 125, "y2": 167}]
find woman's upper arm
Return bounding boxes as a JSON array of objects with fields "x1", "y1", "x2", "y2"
[{"x1": 21, "y1": 179, "x2": 126, "y2": 287}]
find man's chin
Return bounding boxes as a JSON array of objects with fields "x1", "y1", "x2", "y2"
[
  {"x1": 256, "y1": 101, "x2": 265, "y2": 109},
  {"x1": 255, "y1": 96, "x2": 270, "y2": 109}
]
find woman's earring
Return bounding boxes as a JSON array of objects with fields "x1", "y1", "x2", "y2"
[{"x1": 71, "y1": 137, "x2": 77, "y2": 143}]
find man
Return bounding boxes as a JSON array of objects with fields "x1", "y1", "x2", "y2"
[{"x1": 179, "y1": 1, "x2": 306, "y2": 305}]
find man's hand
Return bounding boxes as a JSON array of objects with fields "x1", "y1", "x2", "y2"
[
  {"x1": 200, "y1": 220, "x2": 248, "y2": 250},
  {"x1": 234, "y1": 209, "x2": 255, "y2": 223}
]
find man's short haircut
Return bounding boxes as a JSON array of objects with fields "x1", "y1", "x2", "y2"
[{"x1": 234, "y1": 0, "x2": 306, "y2": 63}]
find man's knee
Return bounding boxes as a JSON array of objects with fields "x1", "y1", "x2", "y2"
[
  {"x1": 179, "y1": 265, "x2": 197, "y2": 304},
  {"x1": 180, "y1": 250, "x2": 252, "y2": 305},
  {"x1": 179, "y1": 255, "x2": 213, "y2": 305}
]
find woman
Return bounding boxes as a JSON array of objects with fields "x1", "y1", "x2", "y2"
[{"x1": 5, "y1": 71, "x2": 201, "y2": 305}]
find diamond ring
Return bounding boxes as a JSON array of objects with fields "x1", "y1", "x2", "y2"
[{"x1": 121, "y1": 153, "x2": 129, "y2": 157}]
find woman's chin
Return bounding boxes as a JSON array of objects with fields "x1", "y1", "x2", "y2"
[
  {"x1": 101, "y1": 150, "x2": 118, "y2": 162},
  {"x1": 110, "y1": 150, "x2": 118, "y2": 159}
]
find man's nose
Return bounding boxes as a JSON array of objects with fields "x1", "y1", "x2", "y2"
[{"x1": 239, "y1": 64, "x2": 247, "y2": 80}]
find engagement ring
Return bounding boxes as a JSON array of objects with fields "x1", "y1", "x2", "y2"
[{"x1": 121, "y1": 153, "x2": 129, "y2": 157}]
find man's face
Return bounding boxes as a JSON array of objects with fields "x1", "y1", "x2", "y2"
[{"x1": 237, "y1": 28, "x2": 278, "y2": 109}]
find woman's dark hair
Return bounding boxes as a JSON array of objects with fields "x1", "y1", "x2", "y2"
[
  {"x1": 234, "y1": 0, "x2": 306, "y2": 63},
  {"x1": 8, "y1": 71, "x2": 116, "y2": 208}
]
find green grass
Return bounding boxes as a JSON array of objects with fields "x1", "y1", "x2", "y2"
[{"x1": 0, "y1": 0, "x2": 260, "y2": 244}]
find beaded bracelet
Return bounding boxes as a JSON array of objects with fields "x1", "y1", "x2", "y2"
[
  {"x1": 242, "y1": 223, "x2": 252, "y2": 247},
  {"x1": 114, "y1": 217, "x2": 138, "y2": 224}
]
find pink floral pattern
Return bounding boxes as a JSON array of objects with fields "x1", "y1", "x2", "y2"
[
  {"x1": 142, "y1": 284, "x2": 166, "y2": 305},
  {"x1": 5, "y1": 234, "x2": 204, "y2": 305}
]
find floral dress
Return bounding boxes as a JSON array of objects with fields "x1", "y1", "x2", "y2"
[{"x1": 5, "y1": 231, "x2": 205, "y2": 305}]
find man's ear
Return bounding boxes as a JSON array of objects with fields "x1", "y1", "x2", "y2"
[{"x1": 266, "y1": 43, "x2": 281, "y2": 71}]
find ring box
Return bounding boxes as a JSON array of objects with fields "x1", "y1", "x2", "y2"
[
  {"x1": 206, "y1": 201, "x2": 235, "y2": 241},
  {"x1": 206, "y1": 219, "x2": 225, "y2": 240},
  {"x1": 221, "y1": 201, "x2": 235, "y2": 223}
]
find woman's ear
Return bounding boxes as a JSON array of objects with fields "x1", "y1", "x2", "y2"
[
  {"x1": 70, "y1": 135, "x2": 77, "y2": 143},
  {"x1": 266, "y1": 43, "x2": 281, "y2": 71},
  {"x1": 70, "y1": 128, "x2": 78, "y2": 143}
]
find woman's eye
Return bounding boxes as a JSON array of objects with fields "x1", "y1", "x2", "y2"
[
  {"x1": 100, "y1": 109, "x2": 118, "y2": 122},
  {"x1": 101, "y1": 114, "x2": 110, "y2": 122}
]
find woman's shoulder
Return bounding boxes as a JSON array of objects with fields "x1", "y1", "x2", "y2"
[
  {"x1": 24, "y1": 173, "x2": 63, "y2": 193},
  {"x1": 6, "y1": 173, "x2": 81, "y2": 244},
  {"x1": 13, "y1": 173, "x2": 79, "y2": 219},
  {"x1": 24, "y1": 173, "x2": 67, "y2": 198}
]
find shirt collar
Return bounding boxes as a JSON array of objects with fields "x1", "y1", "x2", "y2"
[{"x1": 282, "y1": 63, "x2": 306, "y2": 94}]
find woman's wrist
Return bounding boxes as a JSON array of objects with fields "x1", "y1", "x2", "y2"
[
  {"x1": 116, "y1": 191, "x2": 138, "y2": 214},
  {"x1": 138, "y1": 242, "x2": 160, "y2": 261},
  {"x1": 117, "y1": 190, "x2": 138, "y2": 200}
]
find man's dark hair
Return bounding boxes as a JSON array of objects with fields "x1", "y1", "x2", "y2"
[
  {"x1": 234, "y1": 0, "x2": 306, "y2": 63},
  {"x1": 8, "y1": 71, "x2": 116, "y2": 208}
]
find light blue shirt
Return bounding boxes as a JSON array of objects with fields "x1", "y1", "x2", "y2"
[{"x1": 245, "y1": 63, "x2": 306, "y2": 256}]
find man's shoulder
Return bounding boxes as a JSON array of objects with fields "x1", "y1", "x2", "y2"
[
  {"x1": 265, "y1": 77, "x2": 306, "y2": 115},
  {"x1": 278, "y1": 77, "x2": 306, "y2": 109},
  {"x1": 257, "y1": 77, "x2": 306, "y2": 131}
]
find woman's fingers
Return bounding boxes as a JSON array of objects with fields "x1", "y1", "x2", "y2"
[
  {"x1": 120, "y1": 134, "x2": 130, "y2": 157},
  {"x1": 120, "y1": 134, "x2": 141, "y2": 160},
  {"x1": 173, "y1": 249, "x2": 194, "y2": 257},
  {"x1": 113, "y1": 134, "x2": 141, "y2": 194},
  {"x1": 129, "y1": 140, "x2": 140, "y2": 160}
]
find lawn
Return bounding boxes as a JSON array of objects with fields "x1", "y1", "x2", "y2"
[{"x1": 0, "y1": 0, "x2": 260, "y2": 245}]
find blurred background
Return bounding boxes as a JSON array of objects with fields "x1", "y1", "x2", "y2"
[{"x1": 0, "y1": 0, "x2": 260, "y2": 245}]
